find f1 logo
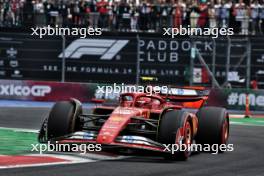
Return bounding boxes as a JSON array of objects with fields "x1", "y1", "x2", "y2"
[{"x1": 58, "y1": 39, "x2": 129, "y2": 60}]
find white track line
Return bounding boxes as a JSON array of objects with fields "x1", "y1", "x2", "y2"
[
  {"x1": 0, "y1": 154, "x2": 96, "y2": 169},
  {"x1": 31, "y1": 152, "x2": 131, "y2": 161},
  {"x1": 229, "y1": 114, "x2": 244, "y2": 118},
  {"x1": 0, "y1": 152, "x2": 131, "y2": 169},
  {"x1": 0, "y1": 127, "x2": 38, "y2": 133},
  {"x1": 230, "y1": 121, "x2": 264, "y2": 127},
  {"x1": 27, "y1": 153, "x2": 95, "y2": 162}
]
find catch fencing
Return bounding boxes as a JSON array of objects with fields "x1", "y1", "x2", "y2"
[{"x1": 0, "y1": 31, "x2": 263, "y2": 89}]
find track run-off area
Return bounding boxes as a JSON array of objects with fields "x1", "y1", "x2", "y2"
[{"x1": 0, "y1": 102, "x2": 264, "y2": 176}]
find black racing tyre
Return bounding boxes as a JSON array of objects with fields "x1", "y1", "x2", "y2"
[
  {"x1": 196, "y1": 107, "x2": 229, "y2": 146},
  {"x1": 158, "y1": 110, "x2": 193, "y2": 161},
  {"x1": 47, "y1": 101, "x2": 82, "y2": 140}
]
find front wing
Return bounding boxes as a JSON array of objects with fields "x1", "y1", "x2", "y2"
[{"x1": 56, "y1": 131, "x2": 168, "y2": 153}]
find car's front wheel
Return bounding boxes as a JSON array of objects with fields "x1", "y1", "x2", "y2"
[
  {"x1": 158, "y1": 110, "x2": 193, "y2": 161},
  {"x1": 46, "y1": 101, "x2": 82, "y2": 140}
]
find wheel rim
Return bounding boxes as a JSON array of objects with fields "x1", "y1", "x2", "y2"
[
  {"x1": 185, "y1": 122, "x2": 192, "y2": 146},
  {"x1": 184, "y1": 121, "x2": 192, "y2": 157},
  {"x1": 221, "y1": 118, "x2": 228, "y2": 144}
]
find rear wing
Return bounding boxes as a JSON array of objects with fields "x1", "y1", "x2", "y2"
[
  {"x1": 157, "y1": 87, "x2": 210, "y2": 109},
  {"x1": 158, "y1": 87, "x2": 210, "y2": 101},
  {"x1": 158, "y1": 87, "x2": 226, "y2": 109}
]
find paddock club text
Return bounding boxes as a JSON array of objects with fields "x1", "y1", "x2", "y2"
[{"x1": 138, "y1": 40, "x2": 213, "y2": 63}]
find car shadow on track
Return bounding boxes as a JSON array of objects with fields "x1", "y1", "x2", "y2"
[{"x1": 105, "y1": 153, "x2": 202, "y2": 164}]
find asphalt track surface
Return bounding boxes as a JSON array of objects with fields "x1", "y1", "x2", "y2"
[{"x1": 0, "y1": 107, "x2": 264, "y2": 176}]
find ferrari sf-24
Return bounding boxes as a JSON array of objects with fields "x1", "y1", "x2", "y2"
[{"x1": 39, "y1": 88, "x2": 229, "y2": 160}]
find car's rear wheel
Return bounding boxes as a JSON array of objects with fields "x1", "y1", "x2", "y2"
[
  {"x1": 47, "y1": 101, "x2": 82, "y2": 140},
  {"x1": 196, "y1": 107, "x2": 229, "y2": 147},
  {"x1": 158, "y1": 110, "x2": 193, "y2": 161}
]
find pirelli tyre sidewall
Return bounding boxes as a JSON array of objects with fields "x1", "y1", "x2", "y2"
[
  {"x1": 47, "y1": 101, "x2": 82, "y2": 140},
  {"x1": 158, "y1": 110, "x2": 193, "y2": 161},
  {"x1": 196, "y1": 107, "x2": 230, "y2": 147}
]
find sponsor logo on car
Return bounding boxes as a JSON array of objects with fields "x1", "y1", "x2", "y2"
[
  {"x1": 123, "y1": 136, "x2": 135, "y2": 143},
  {"x1": 110, "y1": 116, "x2": 124, "y2": 122}
]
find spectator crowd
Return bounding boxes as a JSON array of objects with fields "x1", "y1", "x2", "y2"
[{"x1": 0, "y1": 0, "x2": 264, "y2": 35}]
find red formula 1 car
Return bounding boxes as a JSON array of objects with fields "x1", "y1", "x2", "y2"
[{"x1": 39, "y1": 88, "x2": 229, "y2": 160}]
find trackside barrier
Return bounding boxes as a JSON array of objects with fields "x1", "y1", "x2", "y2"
[
  {"x1": 0, "y1": 79, "x2": 97, "y2": 102},
  {"x1": 0, "y1": 31, "x2": 264, "y2": 88},
  {"x1": 224, "y1": 89, "x2": 264, "y2": 111}
]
